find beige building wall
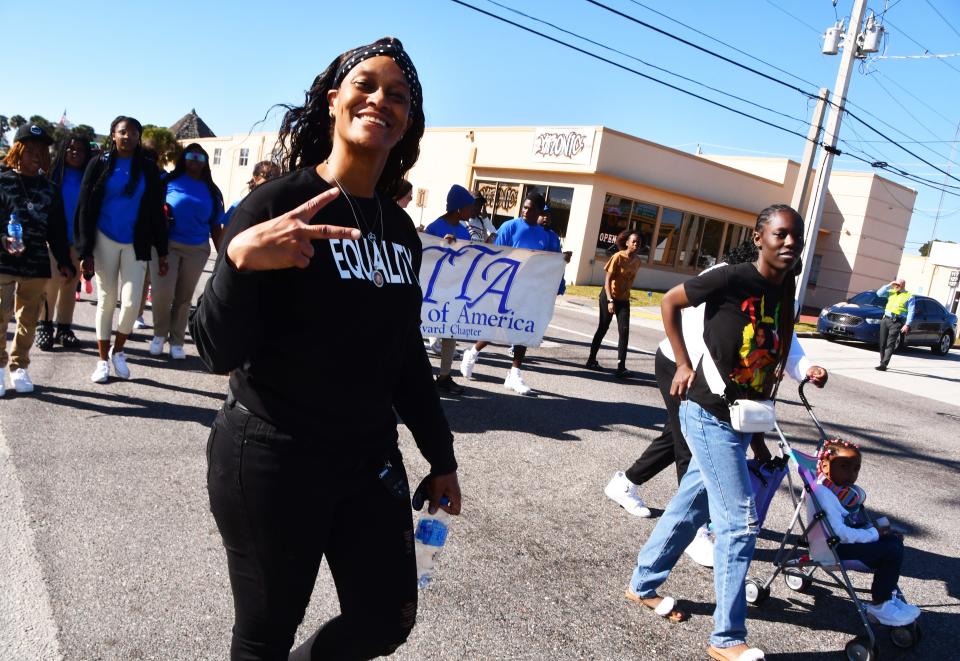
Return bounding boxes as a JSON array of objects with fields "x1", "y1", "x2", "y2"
[
  {"x1": 182, "y1": 126, "x2": 917, "y2": 311},
  {"x1": 899, "y1": 242, "x2": 960, "y2": 313}
]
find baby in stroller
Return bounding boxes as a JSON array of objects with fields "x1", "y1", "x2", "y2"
[{"x1": 813, "y1": 439, "x2": 920, "y2": 626}]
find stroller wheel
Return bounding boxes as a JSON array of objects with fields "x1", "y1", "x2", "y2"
[
  {"x1": 783, "y1": 567, "x2": 812, "y2": 592},
  {"x1": 890, "y1": 620, "x2": 921, "y2": 649},
  {"x1": 744, "y1": 578, "x2": 769, "y2": 606},
  {"x1": 844, "y1": 635, "x2": 878, "y2": 660}
]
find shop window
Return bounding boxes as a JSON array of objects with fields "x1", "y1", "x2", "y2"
[
  {"x1": 238, "y1": 148, "x2": 249, "y2": 166},
  {"x1": 545, "y1": 186, "x2": 573, "y2": 239},
  {"x1": 654, "y1": 208, "x2": 683, "y2": 266},
  {"x1": 809, "y1": 254, "x2": 823, "y2": 286},
  {"x1": 213, "y1": 148, "x2": 222, "y2": 165},
  {"x1": 631, "y1": 201, "x2": 657, "y2": 260},
  {"x1": 597, "y1": 195, "x2": 633, "y2": 253},
  {"x1": 678, "y1": 215, "x2": 725, "y2": 270},
  {"x1": 721, "y1": 224, "x2": 750, "y2": 260}
]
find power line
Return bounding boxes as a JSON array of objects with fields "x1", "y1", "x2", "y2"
[
  {"x1": 883, "y1": 18, "x2": 960, "y2": 77},
  {"x1": 873, "y1": 70, "x2": 957, "y2": 128},
  {"x1": 923, "y1": 0, "x2": 960, "y2": 41},
  {"x1": 762, "y1": 0, "x2": 823, "y2": 35},
  {"x1": 481, "y1": 0, "x2": 811, "y2": 127},
  {"x1": 448, "y1": 0, "x2": 813, "y2": 142},
  {"x1": 868, "y1": 76, "x2": 960, "y2": 168},
  {"x1": 623, "y1": 0, "x2": 822, "y2": 91},
  {"x1": 582, "y1": 0, "x2": 820, "y2": 99}
]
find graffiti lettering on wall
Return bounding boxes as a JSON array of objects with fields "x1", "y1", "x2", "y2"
[
  {"x1": 478, "y1": 184, "x2": 519, "y2": 212},
  {"x1": 533, "y1": 128, "x2": 593, "y2": 163}
]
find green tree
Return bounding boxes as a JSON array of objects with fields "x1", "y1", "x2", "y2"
[
  {"x1": 74, "y1": 124, "x2": 96, "y2": 139},
  {"x1": 919, "y1": 239, "x2": 956, "y2": 257},
  {"x1": 0, "y1": 115, "x2": 9, "y2": 149},
  {"x1": 9, "y1": 115, "x2": 26, "y2": 129},
  {"x1": 141, "y1": 125, "x2": 181, "y2": 167}
]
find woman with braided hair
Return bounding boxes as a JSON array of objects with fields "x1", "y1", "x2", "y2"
[{"x1": 191, "y1": 37, "x2": 461, "y2": 660}]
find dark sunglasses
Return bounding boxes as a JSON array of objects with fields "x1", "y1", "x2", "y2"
[{"x1": 185, "y1": 152, "x2": 208, "y2": 163}]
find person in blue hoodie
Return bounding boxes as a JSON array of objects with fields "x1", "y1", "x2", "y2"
[
  {"x1": 36, "y1": 132, "x2": 94, "y2": 350},
  {"x1": 148, "y1": 144, "x2": 224, "y2": 360}
]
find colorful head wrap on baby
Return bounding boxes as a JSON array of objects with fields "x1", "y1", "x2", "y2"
[{"x1": 333, "y1": 39, "x2": 422, "y2": 111}]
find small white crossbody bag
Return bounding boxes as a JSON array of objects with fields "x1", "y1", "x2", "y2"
[{"x1": 701, "y1": 351, "x2": 777, "y2": 433}]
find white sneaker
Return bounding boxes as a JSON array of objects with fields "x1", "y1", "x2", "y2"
[
  {"x1": 110, "y1": 349, "x2": 131, "y2": 380},
  {"x1": 426, "y1": 337, "x2": 442, "y2": 356},
  {"x1": 133, "y1": 316, "x2": 148, "y2": 330},
  {"x1": 460, "y1": 346, "x2": 479, "y2": 380},
  {"x1": 148, "y1": 337, "x2": 165, "y2": 356},
  {"x1": 90, "y1": 360, "x2": 110, "y2": 384},
  {"x1": 865, "y1": 599, "x2": 915, "y2": 627},
  {"x1": 169, "y1": 345, "x2": 186, "y2": 360},
  {"x1": 684, "y1": 525, "x2": 715, "y2": 568},
  {"x1": 10, "y1": 368, "x2": 34, "y2": 393},
  {"x1": 503, "y1": 369, "x2": 532, "y2": 395},
  {"x1": 0, "y1": 368, "x2": 6, "y2": 396},
  {"x1": 892, "y1": 595, "x2": 921, "y2": 621},
  {"x1": 604, "y1": 471, "x2": 652, "y2": 517}
]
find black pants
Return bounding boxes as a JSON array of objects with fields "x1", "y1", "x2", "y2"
[
  {"x1": 207, "y1": 400, "x2": 417, "y2": 661},
  {"x1": 837, "y1": 536, "x2": 905, "y2": 603},
  {"x1": 878, "y1": 316, "x2": 904, "y2": 367},
  {"x1": 589, "y1": 291, "x2": 630, "y2": 367},
  {"x1": 624, "y1": 350, "x2": 691, "y2": 485}
]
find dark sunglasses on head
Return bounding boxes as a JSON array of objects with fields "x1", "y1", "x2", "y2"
[{"x1": 185, "y1": 152, "x2": 207, "y2": 163}]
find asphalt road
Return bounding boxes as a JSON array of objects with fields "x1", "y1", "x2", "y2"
[{"x1": 1, "y1": 280, "x2": 958, "y2": 660}]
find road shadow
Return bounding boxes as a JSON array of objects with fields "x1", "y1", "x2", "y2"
[{"x1": 30, "y1": 384, "x2": 218, "y2": 427}]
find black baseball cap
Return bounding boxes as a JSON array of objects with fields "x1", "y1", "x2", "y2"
[{"x1": 14, "y1": 124, "x2": 53, "y2": 146}]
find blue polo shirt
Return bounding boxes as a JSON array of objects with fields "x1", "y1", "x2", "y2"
[
  {"x1": 165, "y1": 175, "x2": 224, "y2": 245},
  {"x1": 425, "y1": 217, "x2": 471, "y2": 241},
  {"x1": 494, "y1": 218, "x2": 554, "y2": 251},
  {"x1": 97, "y1": 156, "x2": 145, "y2": 244}
]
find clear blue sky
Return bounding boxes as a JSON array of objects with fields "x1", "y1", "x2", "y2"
[{"x1": 7, "y1": 0, "x2": 960, "y2": 252}]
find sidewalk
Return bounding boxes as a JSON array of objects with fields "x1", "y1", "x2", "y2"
[{"x1": 557, "y1": 295, "x2": 960, "y2": 408}]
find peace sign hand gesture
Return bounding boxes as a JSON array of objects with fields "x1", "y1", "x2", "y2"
[{"x1": 225, "y1": 188, "x2": 361, "y2": 272}]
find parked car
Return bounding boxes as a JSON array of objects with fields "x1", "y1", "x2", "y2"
[{"x1": 817, "y1": 290, "x2": 957, "y2": 355}]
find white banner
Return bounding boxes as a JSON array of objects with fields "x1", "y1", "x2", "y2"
[{"x1": 419, "y1": 234, "x2": 565, "y2": 347}]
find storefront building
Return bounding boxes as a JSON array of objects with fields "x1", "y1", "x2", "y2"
[{"x1": 189, "y1": 125, "x2": 916, "y2": 311}]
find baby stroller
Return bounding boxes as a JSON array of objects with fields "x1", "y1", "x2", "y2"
[{"x1": 743, "y1": 379, "x2": 921, "y2": 661}]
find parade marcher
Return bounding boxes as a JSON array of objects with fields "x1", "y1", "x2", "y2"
[
  {"x1": 875, "y1": 278, "x2": 915, "y2": 371},
  {"x1": 222, "y1": 161, "x2": 281, "y2": 227},
  {"x1": 0, "y1": 124, "x2": 75, "y2": 394},
  {"x1": 37, "y1": 132, "x2": 93, "y2": 350},
  {"x1": 625, "y1": 204, "x2": 806, "y2": 661},
  {"x1": 148, "y1": 144, "x2": 224, "y2": 360},
  {"x1": 605, "y1": 241, "x2": 828, "y2": 567},
  {"x1": 459, "y1": 191, "x2": 559, "y2": 395},
  {"x1": 423, "y1": 184, "x2": 474, "y2": 396},
  {"x1": 75, "y1": 116, "x2": 169, "y2": 383},
  {"x1": 393, "y1": 178, "x2": 413, "y2": 209},
  {"x1": 465, "y1": 191, "x2": 495, "y2": 243},
  {"x1": 190, "y1": 37, "x2": 461, "y2": 660},
  {"x1": 586, "y1": 228, "x2": 641, "y2": 378}
]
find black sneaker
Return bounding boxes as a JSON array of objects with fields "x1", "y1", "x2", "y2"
[
  {"x1": 435, "y1": 375, "x2": 464, "y2": 396},
  {"x1": 35, "y1": 322, "x2": 54, "y2": 351},
  {"x1": 585, "y1": 358, "x2": 603, "y2": 371},
  {"x1": 56, "y1": 326, "x2": 82, "y2": 348},
  {"x1": 615, "y1": 366, "x2": 630, "y2": 379}
]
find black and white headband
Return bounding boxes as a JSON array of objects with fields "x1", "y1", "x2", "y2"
[{"x1": 332, "y1": 41, "x2": 422, "y2": 111}]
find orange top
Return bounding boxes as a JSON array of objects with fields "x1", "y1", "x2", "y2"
[{"x1": 605, "y1": 251, "x2": 642, "y2": 301}]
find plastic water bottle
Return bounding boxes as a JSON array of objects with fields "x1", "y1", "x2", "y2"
[
  {"x1": 414, "y1": 501, "x2": 450, "y2": 589},
  {"x1": 7, "y1": 213, "x2": 24, "y2": 254}
]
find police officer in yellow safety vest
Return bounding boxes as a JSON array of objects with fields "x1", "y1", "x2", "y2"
[{"x1": 875, "y1": 278, "x2": 915, "y2": 371}]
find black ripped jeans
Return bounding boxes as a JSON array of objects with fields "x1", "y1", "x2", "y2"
[{"x1": 207, "y1": 399, "x2": 417, "y2": 661}]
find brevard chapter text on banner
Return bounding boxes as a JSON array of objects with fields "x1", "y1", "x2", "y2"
[{"x1": 418, "y1": 234, "x2": 565, "y2": 347}]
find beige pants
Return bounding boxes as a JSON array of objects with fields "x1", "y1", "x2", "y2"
[
  {"x1": 93, "y1": 231, "x2": 147, "y2": 340},
  {"x1": 42, "y1": 246, "x2": 81, "y2": 325},
  {"x1": 0, "y1": 274, "x2": 48, "y2": 370},
  {"x1": 149, "y1": 240, "x2": 210, "y2": 346}
]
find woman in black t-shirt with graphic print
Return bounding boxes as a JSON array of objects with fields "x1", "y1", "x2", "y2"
[
  {"x1": 191, "y1": 37, "x2": 461, "y2": 661},
  {"x1": 625, "y1": 204, "x2": 804, "y2": 661}
]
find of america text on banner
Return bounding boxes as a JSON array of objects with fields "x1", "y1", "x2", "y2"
[{"x1": 418, "y1": 234, "x2": 565, "y2": 347}]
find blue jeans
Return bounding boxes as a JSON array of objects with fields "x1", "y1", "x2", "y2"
[{"x1": 629, "y1": 400, "x2": 758, "y2": 649}]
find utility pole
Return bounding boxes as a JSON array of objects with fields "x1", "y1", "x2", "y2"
[
  {"x1": 790, "y1": 88, "x2": 830, "y2": 217},
  {"x1": 795, "y1": 0, "x2": 869, "y2": 315}
]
